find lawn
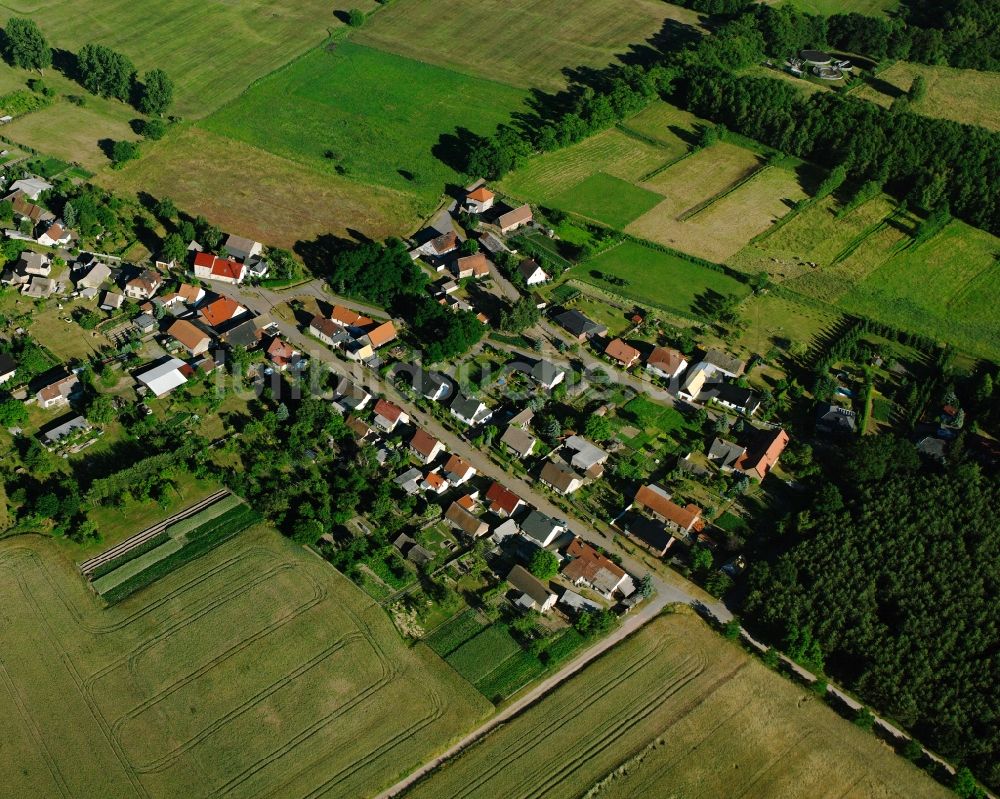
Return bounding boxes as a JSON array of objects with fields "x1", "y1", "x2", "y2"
[
  {"x1": 574, "y1": 240, "x2": 750, "y2": 319},
  {"x1": 404, "y1": 612, "x2": 948, "y2": 799},
  {"x1": 201, "y1": 43, "x2": 527, "y2": 206},
  {"x1": 503, "y1": 127, "x2": 672, "y2": 200},
  {"x1": 0, "y1": 526, "x2": 490, "y2": 799},
  {"x1": 782, "y1": 0, "x2": 898, "y2": 13},
  {"x1": 839, "y1": 221, "x2": 1000, "y2": 362},
  {"x1": 354, "y1": 0, "x2": 704, "y2": 92},
  {"x1": 854, "y1": 62, "x2": 1000, "y2": 132},
  {"x1": 551, "y1": 172, "x2": 663, "y2": 228},
  {"x1": 99, "y1": 126, "x2": 419, "y2": 248},
  {"x1": 736, "y1": 293, "x2": 844, "y2": 359},
  {"x1": 620, "y1": 100, "x2": 702, "y2": 148}
]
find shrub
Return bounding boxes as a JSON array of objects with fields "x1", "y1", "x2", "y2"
[
  {"x1": 111, "y1": 140, "x2": 140, "y2": 168},
  {"x1": 347, "y1": 8, "x2": 365, "y2": 26}
]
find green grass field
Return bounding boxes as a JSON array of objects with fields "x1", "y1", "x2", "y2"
[
  {"x1": 854, "y1": 62, "x2": 1000, "y2": 132},
  {"x1": 551, "y1": 172, "x2": 663, "y2": 228},
  {"x1": 404, "y1": 612, "x2": 948, "y2": 799},
  {"x1": 575, "y1": 241, "x2": 750, "y2": 319},
  {"x1": 354, "y1": 0, "x2": 704, "y2": 91},
  {"x1": 737, "y1": 292, "x2": 844, "y2": 358},
  {"x1": 201, "y1": 43, "x2": 526, "y2": 206},
  {"x1": 782, "y1": 0, "x2": 898, "y2": 14},
  {"x1": 0, "y1": 526, "x2": 490, "y2": 798}
]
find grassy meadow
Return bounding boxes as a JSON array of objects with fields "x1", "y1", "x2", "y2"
[
  {"x1": 200, "y1": 43, "x2": 526, "y2": 207},
  {"x1": 782, "y1": 0, "x2": 898, "y2": 13},
  {"x1": 574, "y1": 240, "x2": 750, "y2": 318},
  {"x1": 855, "y1": 62, "x2": 1000, "y2": 131},
  {"x1": 0, "y1": 527, "x2": 489, "y2": 799},
  {"x1": 404, "y1": 611, "x2": 948, "y2": 799},
  {"x1": 551, "y1": 172, "x2": 663, "y2": 228},
  {"x1": 354, "y1": 0, "x2": 705, "y2": 91}
]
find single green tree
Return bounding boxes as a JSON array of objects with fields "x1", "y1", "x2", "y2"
[
  {"x1": 529, "y1": 548, "x2": 559, "y2": 580},
  {"x1": 160, "y1": 232, "x2": 186, "y2": 264},
  {"x1": 0, "y1": 397, "x2": 28, "y2": 427},
  {"x1": 2, "y1": 18, "x2": 51, "y2": 71},
  {"x1": 111, "y1": 139, "x2": 140, "y2": 167},
  {"x1": 346, "y1": 8, "x2": 365, "y2": 26},
  {"x1": 137, "y1": 68, "x2": 173, "y2": 115}
]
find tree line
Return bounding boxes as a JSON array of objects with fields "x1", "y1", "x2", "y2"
[
  {"x1": 462, "y1": 3, "x2": 1000, "y2": 234},
  {"x1": 0, "y1": 18, "x2": 173, "y2": 115}
]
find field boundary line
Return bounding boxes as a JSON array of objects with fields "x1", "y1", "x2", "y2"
[
  {"x1": 637, "y1": 148, "x2": 697, "y2": 182},
  {"x1": 614, "y1": 122, "x2": 671, "y2": 149},
  {"x1": 677, "y1": 164, "x2": 769, "y2": 222}
]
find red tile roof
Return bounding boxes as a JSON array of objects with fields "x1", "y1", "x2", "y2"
[
  {"x1": 193, "y1": 251, "x2": 246, "y2": 281},
  {"x1": 366, "y1": 320, "x2": 397, "y2": 348},
  {"x1": 410, "y1": 428, "x2": 441, "y2": 459},
  {"x1": 737, "y1": 428, "x2": 789, "y2": 480},
  {"x1": 634, "y1": 485, "x2": 704, "y2": 532},
  {"x1": 562, "y1": 537, "x2": 626, "y2": 584},
  {"x1": 646, "y1": 346, "x2": 685, "y2": 374},
  {"x1": 200, "y1": 296, "x2": 242, "y2": 328},
  {"x1": 485, "y1": 481, "x2": 522, "y2": 515},
  {"x1": 445, "y1": 453, "x2": 474, "y2": 477},
  {"x1": 373, "y1": 398, "x2": 404, "y2": 424},
  {"x1": 330, "y1": 304, "x2": 373, "y2": 328},
  {"x1": 167, "y1": 319, "x2": 208, "y2": 351},
  {"x1": 266, "y1": 337, "x2": 297, "y2": 366},
  {"x1": 467, "y1": 187, "x2": 494, "y2": 202},
  {"x1": 604, "y1": 338, "x2": 640, "y2": 366}
]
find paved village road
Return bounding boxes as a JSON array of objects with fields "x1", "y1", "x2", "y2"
[{"x1": 374, "y1": 589, "x2": 674, "y2": 799}]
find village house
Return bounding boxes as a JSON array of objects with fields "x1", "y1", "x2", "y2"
[
  {"x1": 36, "y1": 221, "x2": 72, "y2": 247},
  {"x1": 555, "y1": 309, "x2": 607, "y2": 341},
  {"x1": 330, "y1": 304, "x2": 373, "y2": 328},
  {"x1": 219, "y1": 316, "x2": 264, "y2": 350},
  {"x1": 167, "y1": 319, "x2": 211, "y2": 356},
  {"x1": 20, "y1": 251, "x2": 51, "y2": 276},
  {"x1": 445, "y1": 500, "x2": 489, "y2": 538},
  {"x1": 308, "y1": 315, "x2": 348, "y2": 348},
  {"x1": 223, "y1": 234, "x2": 263, "y2": 263},
  {"x1": 559, "y1": 589, "x2": 603, "y2": 616},
  {"x1": 42, "y1": 414, "x2": 91, "y2": 448},
  {"x1": 506, "y1": 564, "x2": 557, "y2": 612},
  {"x1": 265, "y1": 337, "x2": 299, "y2": 370},
  {"x1": 452, "y1": 252, "x2": 491, "y2": 279},
  {"x1": 645, "y1": 346, "x2": 688, "y2": 382},
  {"x1": 630, "y1": 484, "x2": 704, "y2": 554},
  {"x1": 9, "y1": 191, "x2": 54, "y2": 225},
  {"x1": 333, "y1": 377, "x2": 372, "y2": 413},
  {"x1": 443, "y1": 453, "x2": 476, "y2": 485},
  {"x1": 518, "y1": 258, "x2": 549, "y2": 286},
  {"x1": 815, "y1": 403, "x2": 857, "y2": 436},
  {"x1": 415, "y1": 230, "x2": 459, "y2": 260},
  {"x1": 711, "y1": 383, "x2": 760, "y2": 416},
  {"x1": 395, "y1": 467, "x2": 424, "y2": 495},
  {"x1": 707, "y1": 437, "x2": 747, "y2": 472},
  {"x1": 421, "y1": 469, "x2": 449, "y2": 495},
  {"x1": 702, "y1": 348, "x2": 746, "y2": 378},
  {"x1": 500, "y1": 423, "x2": 537, "y2": 459},
  {"x1": 562, "y1": 537, "x2": 634, "y2": 599},
  {"x1": 678, "y1": 362, "x2": 715, "y2": 402},
  {"x1": 372, "y1": 399, "x2": 408, "y2": 432},
  {"x1": 76, "y1": 262, "x2": 111, "y2": 290},
  {"x1": 123, "y1": 268, "x2": 163, "y2": 301},
  {"x1": 0, "y1": 353, "x2": 16, "y2": 385},
  {"x1": 8, "y1": 177, "x2": 52, "y2": 200},
  {"x1": 604, "y1": 338, "x2": 641, "y2": 369},
  {"x1": 450, "y1": 392, "x2": 493, "y2": 426},
  {"x1": 133, "y1": 313, "x2": 158, "y2": 336},
  {"x1": 192, "y1": 251, "x2": 248, "y2": 284},
  {"x1": 463, "y1": 185, "x2": 495, "y2": 214},
  {"x1": 136, "y1": 357, "x2": 189, "y2": 398},
  {"x1": 36, "y1": 371, "x2": 80, "y2": 409},
  {"x1": 498, "y1": 204, "x2": 532, "y2": 234},
  {"x1": 364, "y1": 320, "x2": 397, "y2": 350},
  {"x1": 346, "y1": 415, "x2": 374, "y2": 443},
  {"x1": 519, "y1": 510, "x2": 566, "y2": 548},
  {"x1": 530, "y1": 359, "x2": 565, "y2": 390},
  {"x1": 736, "y1": 428, "x2": 789, "y2": 481},
  {"x1": 21, "y1": 276, "x2": 56, "y2": 298},
  {"x1": 563, "y1": 435, "x2": 608, "y2": 478},
  {"x1": 409, "y1": 428, "x2": 445, "y2": 464},
  {"x1": 485, "y1": 481, "x2": 524, "y2": 518},
  {"x1": 200, "y1": 296, "x2": 247, "y2": 329},
  {"x1": 540, "y1": 461, "x2": 583, "y2": 495}
]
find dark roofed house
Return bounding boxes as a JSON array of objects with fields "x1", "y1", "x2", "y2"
[
  {"x1": 540, "y1": 460, "x2": 583, "y2": 495},
  {"x1": 519, "y1": 510, "x2": 566, "y2": 547},
  {"x1": 220, "y1": 317, "x2": 264, "y2": 349},
  {"x1": 816, "y1": 403, "x2": 857, "y2": 436},
  {"x1": 506, "y1": 564, "x2": 556, "y2": 612},
  {"x1": 555, "y1": 309, "x2": 606, "y2": 341},
  {"x1": 450, "y1": 392, "x2": 492, "y2": 426},
  {"x1": 0, "y1": 352, "x2": 16, "y2": 385},
  {"x1": 530, "y1": 359, "x2": 565, "y2": 390},
  {"x1": 500, "y1": 424, "x2": 537, "y2": 459},
  {"x1": 711, "y1": 383, "x2": 760, "y2": 416},
  {"x1": 702, "y1": 348, "x2": 745, "y2": 378},
  {"x1": 707, "y1": 437, "x2": 746, "y2": 471}
]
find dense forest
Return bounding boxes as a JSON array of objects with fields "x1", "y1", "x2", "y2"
[
  {"x1": 463, "y1": 0, "x2": 1000, "y2": 234},
  {"x1": 742, "y1": 439, "x2": 1000, "y2": 790}
]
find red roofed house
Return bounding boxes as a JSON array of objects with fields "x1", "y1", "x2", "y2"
[
  {"x1": 498, "y1": 204, "x2": 533, "y2": 234},
  {"x1": 330, "y1": 304, "x2": 373, "y2": 329},
  {"x1": 266, "y1": 337, "x2": 299, "y2": 370},
  {"x1": 646, "y1": 346, "x2": 688, "y2": 381},
  {"x1": 562, "y1": 537, "x2": 634, "y2": 599},
  {"x1": 464, "y1": 186, "x2": 495, "y2": 214},
  {"x1": 453, "y1": 253, "x2": 491, "y2": 279},
  {"x1": 604, "y1": 338, "x2": 640, "y2": 369},
  {"x1": 444, "y1": 454, "x2": 476, "y2": 485},
  {"x1": 485, "y1": 481, "x2": 523, "y2": 517},
  {"x1": 409, "y1": 428, "x2": 444, "y2": 464},
  {"x1": 365, "y1": 320, "x2": 397, "y2": 349},
  {"x1": 421, "y1": 469, "x2": 449, "y2": 494},
  {"x1": 373, "y1": 399, "x2": 408, "y2": 432},
  {"x1": 445, "y1": 500, "x2": 489, "y2": 538},
  {"x1": 199, "y1": 296, "x2": 246, "y2": 329},
  {"x1": 631, "y1": 484, "x2": 704, "y2": 554},
  {"x1": 736, "y1": 428, "x2": 789, "y2": 481},
  {"x1": 167, "y1": 319, "x2": 211, "y2": 356},
  {"x1": 192, "y1": 251, "x2": 248, "y2": 285}
]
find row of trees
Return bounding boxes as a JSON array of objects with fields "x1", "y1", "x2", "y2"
[{"x1": 0, "y1": 19, "x2": 173, "y2": 115}]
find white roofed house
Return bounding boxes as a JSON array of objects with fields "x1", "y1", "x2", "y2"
[
  {"x1": 8, "y1": 177, "x2": 52, "y2": 200},
  {"x1": 563, "y1": 435, "x2": 609, "y2": 478},
  {"x1": 136, "y1": 357, "x2": 189, "y2": 397}
]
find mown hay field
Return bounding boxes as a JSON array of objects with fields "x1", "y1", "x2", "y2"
[
  {"x1": 0, "y1": 0, "x2": 368, "y2": 118},
  {"x1": 200, "y1": 43, "x2": 526, "y2": 208},
  {"x1": 0, "y1": 526, "x2": 489, "y2": 799},
  {"x1": 353, "y1": 0, "x2": 705, "y2": 91},
  {"x1": 99, "y1": 126, "x2": 419, "y2": 248},
  {"x1": 571, "y1": 241, "x2": 751, "y2": 319},
  {"x1": 404, "y1": 612, "x2": 949, "y2": 799},
  {"x1": 551, "y1": 172, "x2": 663, "y2": 228},
  {"x1": 854, "y1": 62, "x2": 1000, "y2": 132}
]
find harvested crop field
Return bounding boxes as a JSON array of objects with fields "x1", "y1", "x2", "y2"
[
  {"x1": 854, "y1": 62, "x2": 1000, "y2": 132},
  {"x1": 99, "y1": 127, "x2": 419, "y2": 248},
  {"x1": 404, "y1": 612, "x2": 949, "y2": 799},
  {"x1": 0, "y1": 527, "x2": 489, "y2": 798},
  {"x1": 354, "y1": 0, "x2": 705, "y2": 91}
]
